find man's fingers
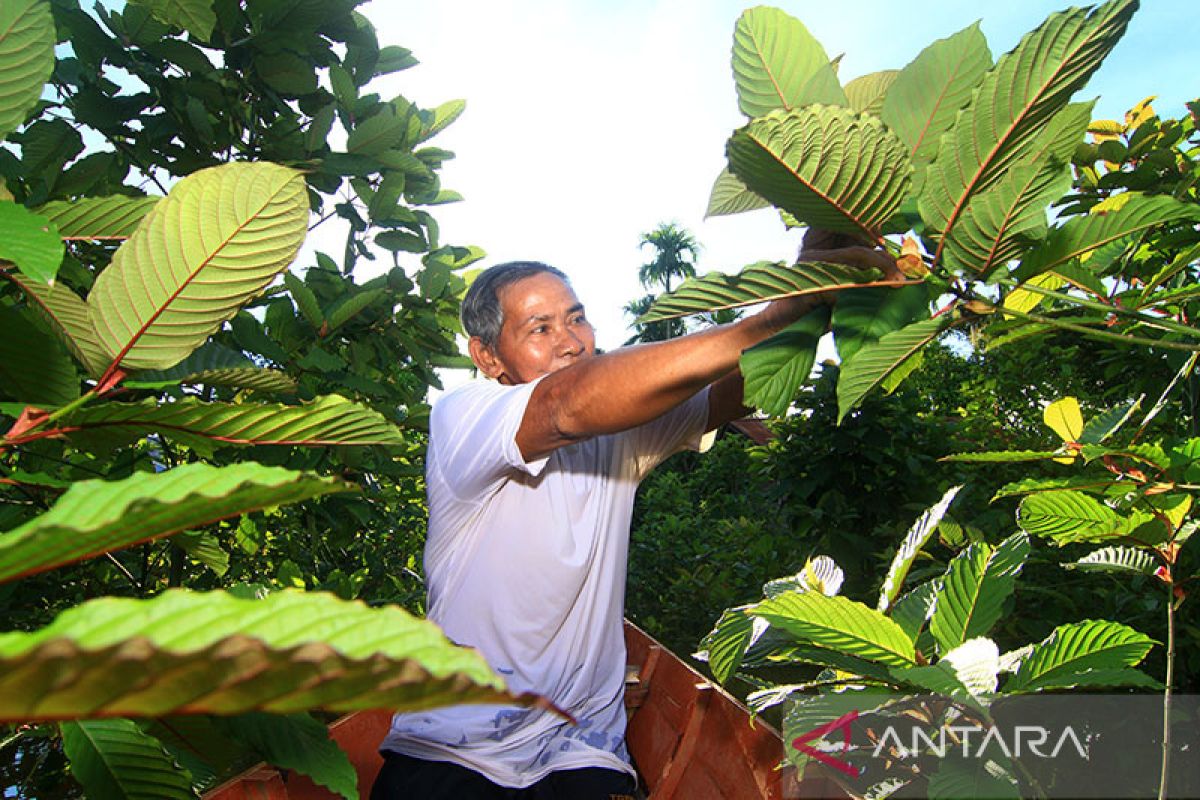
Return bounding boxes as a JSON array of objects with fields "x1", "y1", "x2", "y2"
[{"x1": 801, "y1": 228, "x2": 862, "y2": 252}]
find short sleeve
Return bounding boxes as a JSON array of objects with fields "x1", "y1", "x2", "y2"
[
  {"x1": 429, "y1": 378, "x2": 550, "y2": 501},
  {"x1": 625, "y1": 386, "x2": 712, "y2": 481}
]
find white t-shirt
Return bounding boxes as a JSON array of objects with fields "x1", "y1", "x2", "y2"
[{"x1": 382, "y1": 376, "x2": 710, "y2": 787}]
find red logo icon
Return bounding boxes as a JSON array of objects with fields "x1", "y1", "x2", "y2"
[{"x1": 790, "y1": 710, "x2": 861, "y2": 778}]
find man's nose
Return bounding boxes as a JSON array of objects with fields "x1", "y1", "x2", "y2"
[{"x1": 558, "y1": 327, "x2": 584, "y2": 356}]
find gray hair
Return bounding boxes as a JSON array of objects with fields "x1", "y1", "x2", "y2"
[{"x1": 461, "y1": 261, "x2": 569, "y2": 348}]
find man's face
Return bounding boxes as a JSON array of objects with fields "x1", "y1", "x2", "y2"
[{"x1": 473, "y1": 272, "x2": 595, "y2": 385}]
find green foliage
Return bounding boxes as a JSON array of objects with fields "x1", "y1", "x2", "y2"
[{"x1": 0, "y1": 0, "x2": 487, "y2": 794}]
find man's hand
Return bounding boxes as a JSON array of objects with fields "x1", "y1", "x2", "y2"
[{"x1": 760, "y1": 228, "x2": 903, "y2": 329}]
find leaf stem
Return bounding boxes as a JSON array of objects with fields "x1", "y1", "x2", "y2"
[{"x1": 1159, "y1": 580, "x2": 1175, "y2": 800}]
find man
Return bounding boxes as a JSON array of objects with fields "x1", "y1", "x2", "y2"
[{"x1": 373, "y1": 233, "x2": 897, "y2": 799}]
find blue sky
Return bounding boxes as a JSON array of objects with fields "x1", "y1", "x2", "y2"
[{"x1": 355, "y1": 0, "x2": 1195, "y2": 352}]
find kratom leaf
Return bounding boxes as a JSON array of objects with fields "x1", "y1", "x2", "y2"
[
  {"x1": 941, "y1": 637, "x2": 1001, "y2": 696},
  {"x1": 1012, "y1": 667, "x2": 1161, "y2": 691},
  {"x1": 1080, "y1": 399, "x2": 1141, "y2": 444},
  {"x1": 783, "y1": 691, "x2": 896, "y2": 774},
  {"x1": 6, "y1": 273, "x2": 108, "y2": 377},
  {"x1": 739, "y1": 306, "x2": 829, "y2": 416},
  {"x1": 1017, "y1": 193, "x2": 1200, "y2": 281},
  {"x1": 844, "y1": 70, "x2": 899, "y2": 117},
  {"x1": 930, "y1": 533, "x2": 1029, "y2": 654},
  {"x1": 878, "y1": 486, "x2": 961, "y2": 612},
  {"x1": 890, "y1": 662, "x2": 976, "y2": 705},
  {"x1": 0, "y1": 462, "x2": 351, "y2": 584},
  {"x1": 417, "y1": 99, "x2": 466, "y2": 145},
  {"x1": 60, "y1": 718, "x2": 195, "y2": 800},
  {"x1": 170, "y1": 531, "x2": 229, "y2": 577},
  {"x1": 64, "y1": 395, "x2": 405, "y2": 448},
  {"x1": 127, "y1": 0, "x2": 215, "y2": 40},
  {"x1": 1003, "y1": 272, "x2": 1064, "y2": 315},
  {"x1": 88, "y1": 162, "x2": 309, "y2": 372},
  {"x1": 941, "y1": 449, "x2": 1060, "y2": 463},
  {"x1": 731, "y1": 6, "x2": 846, "y2": 118},
  {"x1": 1006, "y1": 619, "x2": 1155, "y2": 692},
  {"x1": 283, "y1": 271, "x2": 323, "y2": 329},
  {"x1": 891, "y1": 580, "x2": 939, "y2": 643},
  {"x1": 1017, "y1": 490, "x2": 1128, "y2": 545},
  {"x1": 0, "y1": 202, "x2": 64, "y2": 286},
  {"x1": 124, "y1": 343, "x2": 298, "y2": 394},
  {"x1": 0, "y1": 303, "x2": 79, "y2": 406},
  {"x1": 939, "y1": 163, "x2": 1072, "y2": 276},
  {"x1": 0, "y1": 0, "x2": 55, "y2": 141},
  {"x1": 1066, "y1": 546, "x2": 1157, "y2": 576},
  {"x1": 1044, "y1": 397, "x2": 1084, "y2": 442},
  {"x1": 728, "y1": 106, "x2": 912, "y2": 241},
  {"x1": 704, "y1": 168, "x2": 770, "y2": 218},
  {"x1": 36, "y1": 196, "x2": 160, "y2": 240},
  {"x1": 922, "y1": 0, "x2": 1137, "y2": 251},
  {"x1": 702, "y1": 606, "x2": 755, "y2": 684},
  {"x1": 837, "y1": 315, "x2": 948, "y2": 424},
  {"x1": 640, "y1": 260, "x2": 882, "y2": 323},
  {"x1": 756, "y1": 591, "x2": 916, "y2": 667},
  {"x1": 0, "y1": 588, "x2": 528, "y2": 721},
  {"x1": 991, "y1": 475, "x2": 1117, "y2": 501},
  {"x1": 214, "y1": 713, "x2": 356, "y2": 800},
  {"x1": 763, "y1": 555, "x2": 844, "y2": 598},
  {"x1": 832, "y1": 284, "x2": 931, "y2": 363},
  {"x1": 326, "y1": 288, "x2": 388, "y2": 332},
  {"x1": 880, "y1": 22, "x2": 992, "y2": 169}
]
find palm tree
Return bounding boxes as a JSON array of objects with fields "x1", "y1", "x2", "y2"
[{"x1": 637, "y1": 222, "x2": 699, "y2": 294}]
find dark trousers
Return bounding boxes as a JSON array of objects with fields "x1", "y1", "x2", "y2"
[{"x1": 370, "y1": 750, "x2": 638, "y2": 800}]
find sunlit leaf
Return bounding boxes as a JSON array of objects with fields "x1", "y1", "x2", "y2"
[
  {"x1": 641, "y1": 260, "x2": 882, "y2": 323},
  {"x1": 844, "y1": 70, "x2": 899, "y2": 117},
  {"x1": 1006, "y1": 619, "x2": 1155, "y2": 692},
  {"x1": 764, "y1": 555, "x2": 844, "y2": 599},
  {"x1": 731, "y1": 7, "x2": 846, "y2": 118},
  {"x1": 701, "y1": 606, "x2": 755, "y2": 684},
  {"x1": 991, "y1": 475, "x2": 1117, "y2": 501},
  {"x1": 929, "y1": 533, "x2": 1029, "y2": 653},
  {"x1": 1066, "y1": 546, "x2": 1157, "y2": 576},
  {"x1": 1044, "y1": 397, "x2": 1084, "y2": 442},
  {"x1": 922, "y1": 0, "x2": 1137, "y2": 253},
  {"x1": 0, "y1": 462, "x2": 351, "y2": 584},
  {"x1": 942, "y1": 449, "x2": 1061, "y2": 463},
  {"x1": 0, "y1": 589, "x2": 529, "y2": 721},
  {"x1": 728, "y1": 106, "x2": 912, "y2": 241},
  {"x1": 878, "y1": 486, "x2": 961, "y2": 612},
  {"x1": 36, "y1": 196, "x2": 160, "y2": 240},
  {"x1": 1003, "y1": 272, "x2": 1065, "y2": 315},
  {"x1": 756, "y1": 591, "x2": 915, "y2": 667},
  {"x1": 704, "y1": 168, "x2": 771, "y2": 218},
  {"x1": 1080, "y1": 399, "x2": 1141, "y2": 445},
  {"x1": 88, "y1": 163, "x2": 309, "y2": 372},
  {"x1": 0, "y1": 0, "x2": 56, "y2": 141},
  {"x1": 1017, "y1": 490, "x2": 1128, "y2": 545}
]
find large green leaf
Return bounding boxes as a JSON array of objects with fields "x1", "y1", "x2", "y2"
[
  {"x1": 929, "y1": 533, "x2": 1029, "y2": 654},
  {"x1": 0, "y1": 0, "x2": 55, "y2": 141},
  {"x1": 214, "y1": 713, "x2": 356, "y2": 800},
  {"x1": 739, "y1": 306, "x2": 829, "y2": 416},
  {"x1": 1006, "y1": 619, "x2": 1155, "y2": 692},
  {"x1": 837, "y1": 315, "x2": 949, "y2": 424},
  {"x1": 728, "y1": 106, "x2": 912, "y2": 241},
  {"x1": 641, "y1": 260, "x2": 882, "y2": 323},
  {"x1": 1016, "y1": 193, "x2": 1200, "y2": 281},
  {"x1": 921, "y1": 0, "x2": 1137, "y2": 250},
  {"x1": 701, "y1": 606, "x2": 755, "y2": 685},
  {"x1": 127, "y1": 0, "x2": 215, "y2": 40},
  {"x1": 881, "y1": 22, "x2": 992, "y2": 168},
  {"x1": 940, "y1": 163, "x2": 1072, "y2": 276},
  {"x1": 704, "y1": 168, "x2": 771, "y2": 218},
  {"x1": 5, "y1": 272, "x2": 108, "y2": 377},
  {"x1": 991, "y1": 475, "x2": 1117, "y2": 500},
  {"x1": 755, "y1": 591, "x2": 915, "y2": 667},
  {"x1": 60, "y1": 719, "x2": 195, "y2": 800},
  {"x1": 1017, "y1": 490, "x2": 1128, "y2": 545},
  {"x1": 0, "y1": 303, "x2": 79, "y2": 406},
  {"x1": 88, "y1": 162, "x2": 309, "y2": 372},
  {"x1": 1066, "y1": 545, "x2": 1157, "y2": 576},
  {"x1": 878, "y1": 486, "x2": 961, "y2": 612},
  {"x1": 891, "y1": 580, "x2": 939, "y2": 643},
  {"x1": 833, "y1": 284, "x2": 932, "y2": 369},
  {"x1": 731, "y1": 7, "x2": 846, "y2": 118},
  {"x1": 0, "y1": 201, "x2": 63, "y2": 285},
  {"x1": 36, "y1": 196, "x2": 160, "y2": 240},
  {"x1": 64, "y1": 395, "x2": 405, "y2": 448},
  {"x1": 0, "y1": 588, "x2": 528, "y2": 721},
  {"x1": 844, "y1": 70, "x2": 898, "y2": 117},
  {"x1": 0, "y1": 462, "x2": 351, "y2": 583}
]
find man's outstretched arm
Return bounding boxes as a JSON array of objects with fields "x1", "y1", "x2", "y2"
[{"x1": 516, "y1": 242, "x2": 897, "y2": 461}]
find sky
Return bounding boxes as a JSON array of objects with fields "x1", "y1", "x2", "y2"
[{"x1": 348, "y1": 0, "x2": 1195, "y2": 354}]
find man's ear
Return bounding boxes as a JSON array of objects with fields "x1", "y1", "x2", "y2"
[{"x1": 468, "y1": 336, "x2": 506, "y2": 381}]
